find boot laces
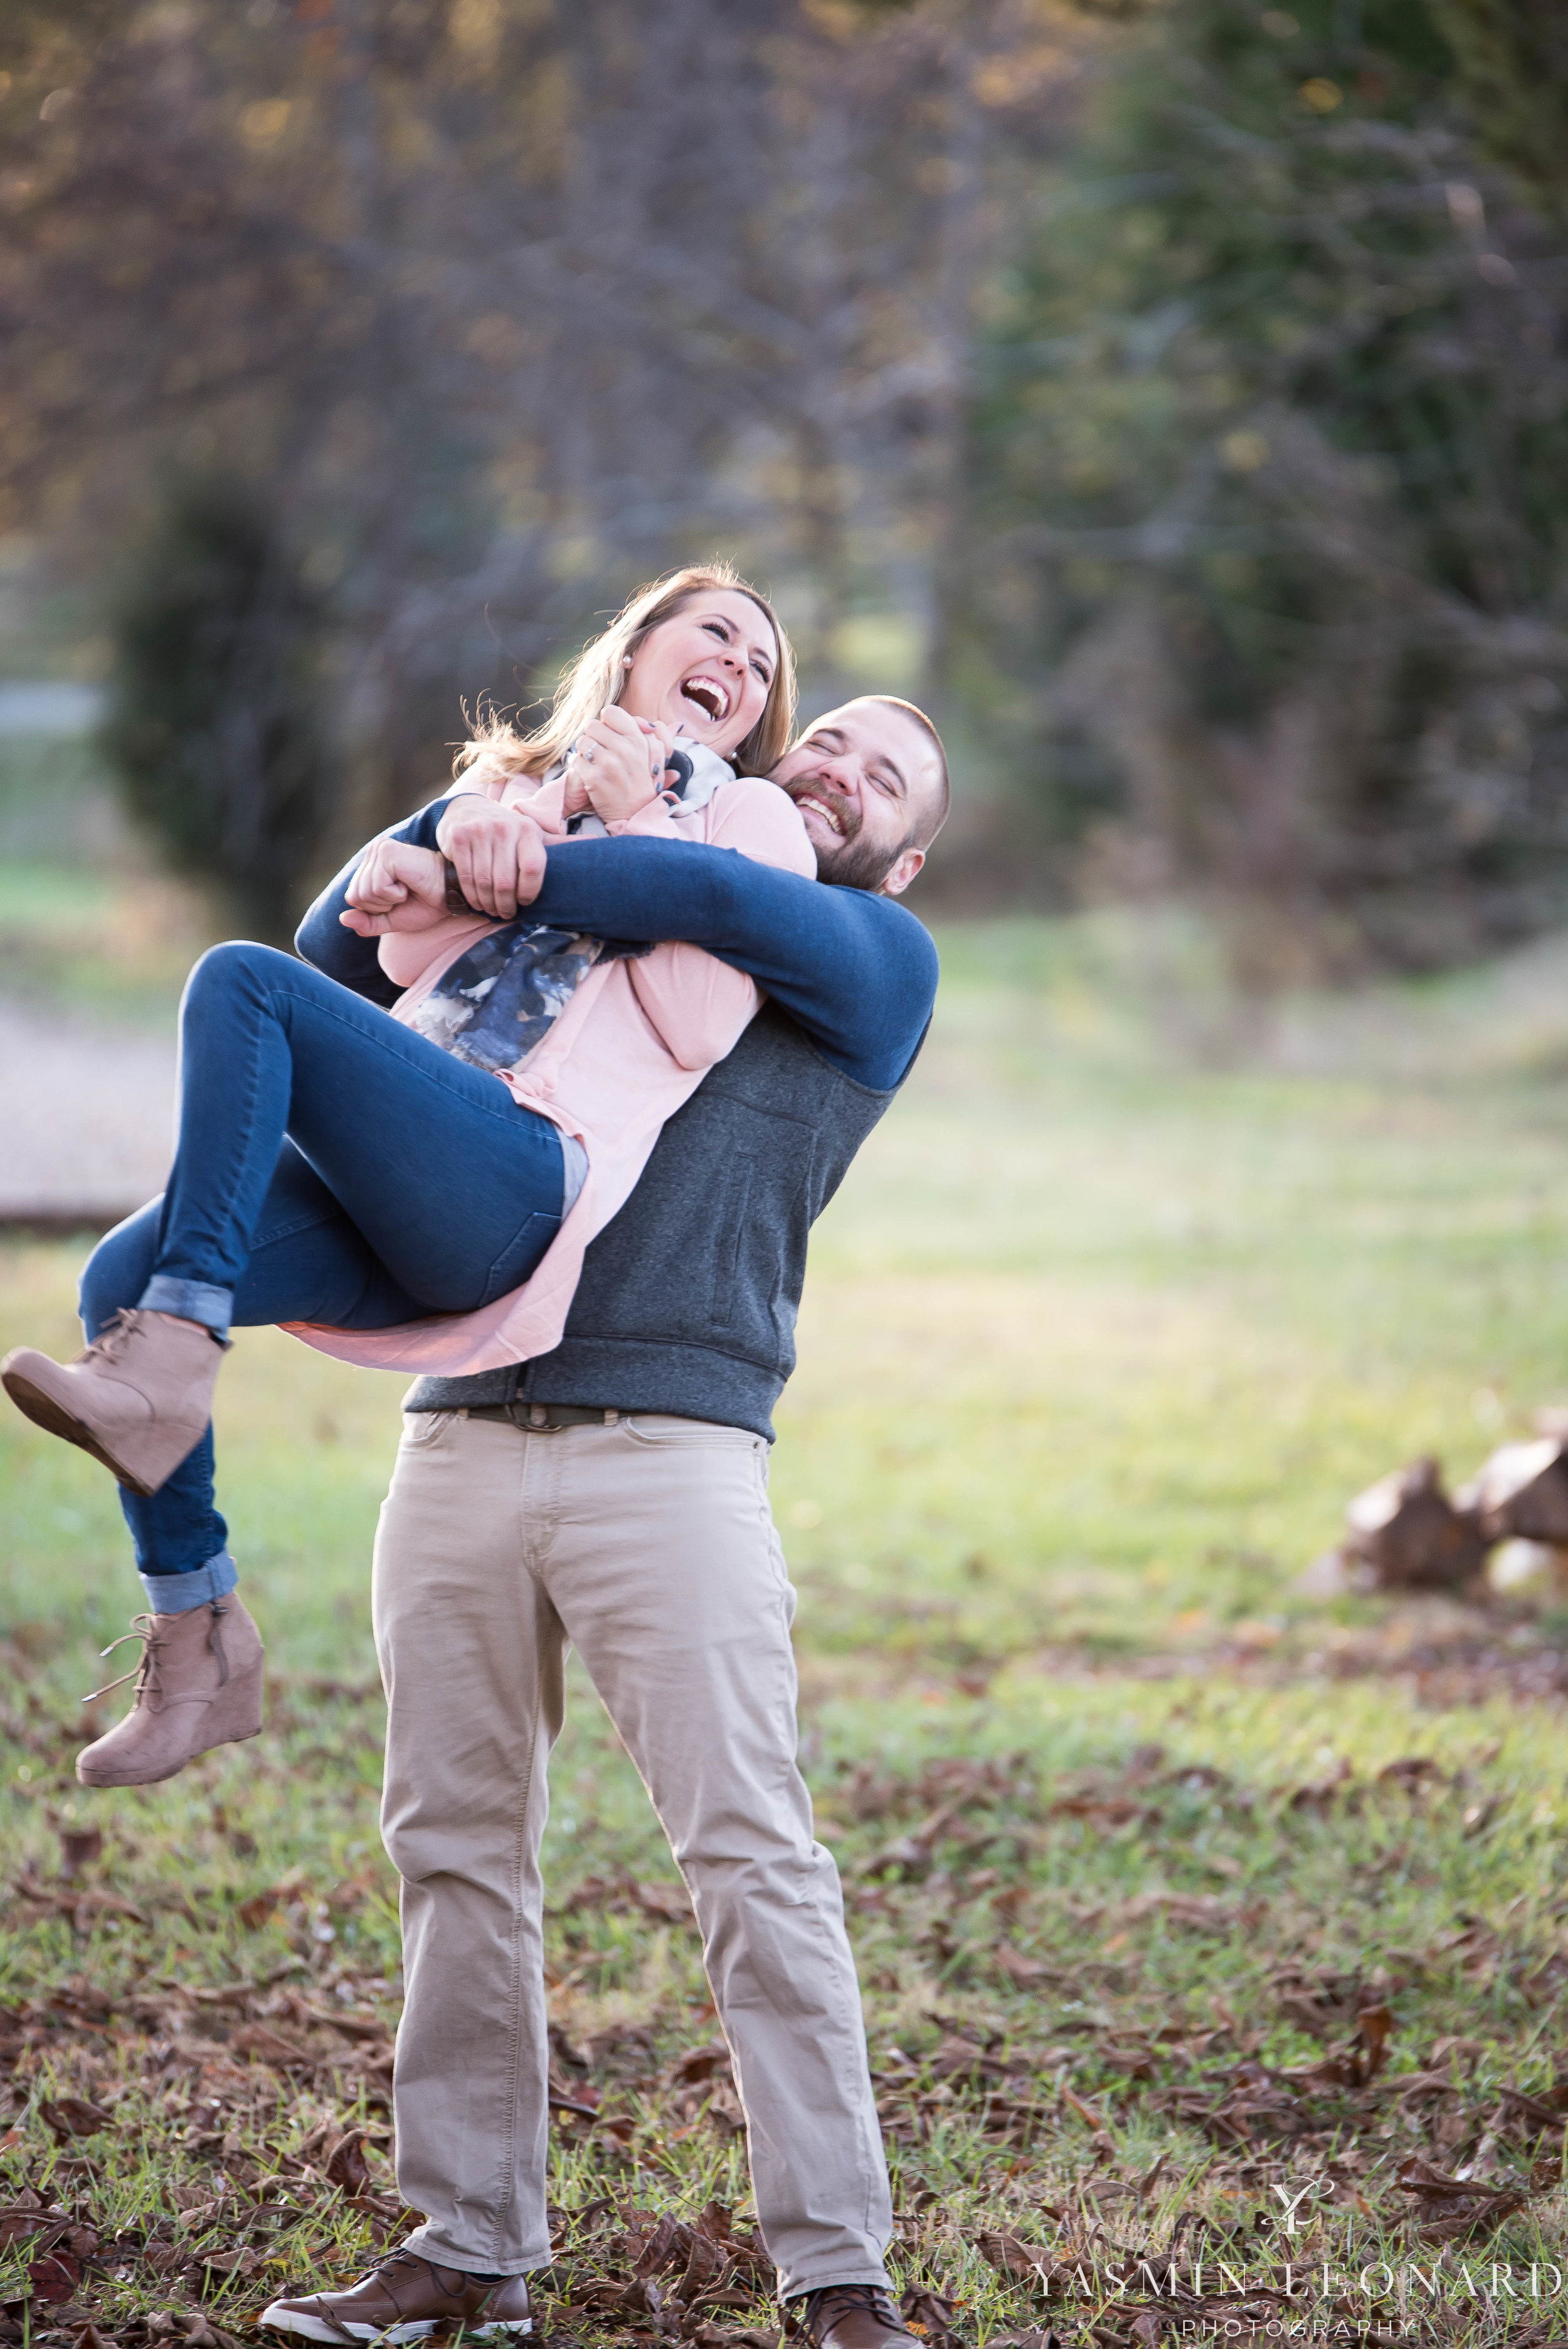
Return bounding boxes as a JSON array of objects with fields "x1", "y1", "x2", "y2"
[
  {"x1": 795, "y1": 2285, "x2": 908, "y2": 2343},
  {"x1": 287, "y1": 2252, "x2": 433, "y2": 2346},
  {"x1": 365, "y1": 2248, "x2": 425, "y2": 2313},
  {"x1": 81, "y1": 1599, "x2": 231, "y2": 1709},
  {"x1": 351, "y1": 2250, "x2": 471, "y2": 2318},
  {"x1": 75, "y1": 1307, "x2": 144, "y2": 1370}
]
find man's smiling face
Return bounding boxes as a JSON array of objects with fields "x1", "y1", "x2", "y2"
[{"x1": 770, "y1": 698, "x2": 944, "y2": 896}]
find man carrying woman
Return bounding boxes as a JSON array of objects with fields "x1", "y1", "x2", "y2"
[
  {"x1": 262, "y1": 689, "x2": 948, "y2": 2349},
  {"x1": 3, "y1": 569, "x2": 949, "y2": 2349}
]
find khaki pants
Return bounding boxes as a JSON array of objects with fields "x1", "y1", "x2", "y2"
[{"x1": 371, "y1": 1409, "x2": 894, "y2": 2296}]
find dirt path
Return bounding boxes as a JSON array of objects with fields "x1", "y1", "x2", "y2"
[{"x1": 0, "y1": 993, "x2": 175, "y2": 1226}]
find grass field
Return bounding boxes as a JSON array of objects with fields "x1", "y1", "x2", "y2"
[{"x1": 8, "y1": 912, "x2": 1568, "y2": 2346}]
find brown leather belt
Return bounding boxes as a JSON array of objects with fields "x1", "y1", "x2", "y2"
[{"x1": 465, "y1": 1401, "x2": 621, "y2": 1430}]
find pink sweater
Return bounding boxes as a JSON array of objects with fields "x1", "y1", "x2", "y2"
[{"x1": 283, "y1": 768, "x2": 815, "y2": 1377}]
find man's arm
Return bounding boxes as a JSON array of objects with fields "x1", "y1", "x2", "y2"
[
  {"x1": 294, "y1": 798, "x2": 458, "y2": 1007},
  {"x1": 296, "y1": 810, "x2": 938, "y2": 1090},
  {"x1": 526, "y1": 838, "x2": 936, "y2": 1090}
]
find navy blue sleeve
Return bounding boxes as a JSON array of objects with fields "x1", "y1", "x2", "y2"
[
  {"x1": 294, "y1": 797, "x2": 458, "y2": 1007},
  {"x1": 294, "y1": 805, "x2": 938, "y2": 1090},
  {"x1": 526, "y1": 838, "x2": 937, "y2": 1090}
]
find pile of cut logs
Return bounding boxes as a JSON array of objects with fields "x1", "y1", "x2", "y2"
[{"x1": 1321, "y1": 1418, "x2": 1568, "y2": 1598}]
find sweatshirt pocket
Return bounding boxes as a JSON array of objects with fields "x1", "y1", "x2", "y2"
[{"x1": 707, "y1": 1162, "x2": 753, "y2": 1330}]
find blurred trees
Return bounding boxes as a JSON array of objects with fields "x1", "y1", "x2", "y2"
[
  {"x1": 6, "y1": 0, "x2": 1566, "y2": 970},
  {"x1": 104, "y1": 480, "x2": 331, "y2": 939},
  {"x1": 0, "y1": 0, "x2": 1078, "y2": 911},
  {"x1": 959, "y1": 0, "x2": 1568, "y2": 974},
  {"x1": 1429, "y1": 0, "x2": 1568, "y2": 220}
]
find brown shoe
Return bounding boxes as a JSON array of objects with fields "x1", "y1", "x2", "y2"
[
  {"x1": 2, "y1": 1308, "x2": 225, "y2": 1497},
  {"x1": 262, "y1": 2248, "x2": 532, "y2": 2341},
  {"x1": 792, "y1": 2286, "x2": 915, "y2": 2347},
  {"x1": 76, "y1": 1598, "x2": 265, "y2": 1787}
]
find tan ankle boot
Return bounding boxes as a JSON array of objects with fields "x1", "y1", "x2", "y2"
[
  {"x1": 1, "y1": 1308, "x2": 226, "y2": 1497},
  {"x1": 77, "y1": 1596, "x2": 265, "y2": 1787}
]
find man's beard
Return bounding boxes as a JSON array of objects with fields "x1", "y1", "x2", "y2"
[
  {"x1": 815, "y1": 829, "x2": 905, "y2": 892},
  {"x1": 786, "y1": 785, "x2": 905, "y2": 893}
]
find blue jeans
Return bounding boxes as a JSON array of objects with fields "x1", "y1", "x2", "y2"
[{"x1": 80, "y1": 942, "x2": 566, "y2": 1601}]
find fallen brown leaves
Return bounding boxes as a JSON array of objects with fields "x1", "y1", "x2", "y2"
[
  {"x1": 0, "y1": 1961, "x2": 415, "y2": 2341},
  {"x1": 837, "y1": 1756, "x2": 1038, "y2": 1825},
  {"x1": 8, "y1": 1714, "x2": 1568, "y2": 2349},
  {"x1": 898, "y1": 2283, "x2": 963, "y2": 2346},
  {"x1": 1393, "y1": 2154, "x2": 1530, "y2": 2246},
  {"x1": 3, "y1": 2198, "x2": 98, "y2": 2312},
  {"x1": 37, "y1": 2097, "x2": 114, "y2": 2143},
  {"x1": 555, "y1": 1873, "x2": 696, "y2": 1927},
  {"x1": 0, "y1": 1971, "x2": 399, "y2": 2109},
  {"x1": 871, "y1": 2028, "x2": 1057, "y2": 2151},
  {"x1": 977, "y1": 2232, "x2": 1067, "y2": 2295},
  {"x1": 547, "y1": 2198, "x2": 781, "y2": 2341}
]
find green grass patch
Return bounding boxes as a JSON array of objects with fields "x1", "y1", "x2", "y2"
[{"x1": 7, "y1": 914, "x2": 1568, "y2": 2340}]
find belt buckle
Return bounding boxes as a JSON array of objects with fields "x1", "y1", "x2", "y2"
[{"x1": 508, "y1": 1401, "x2": 615, "y2": 1431}]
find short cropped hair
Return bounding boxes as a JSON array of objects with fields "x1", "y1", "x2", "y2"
[{"x1": 865, "y1": 696, "x2": 950, "y2": 847}]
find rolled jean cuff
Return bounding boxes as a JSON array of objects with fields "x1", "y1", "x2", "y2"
[
  {"x1": 139, "y1": 1550, "x2": 239, "y2": 1615},
  {"x1": 137, "y1": 1276, "x2": 235, "y2": 1339}
]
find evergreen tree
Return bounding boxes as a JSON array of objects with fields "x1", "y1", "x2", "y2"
[
  {"x1": 1429, "y1": 0, "x2": 1568, "y2": 223},
  {"x1": 961, "y1": 0, "x2": 1568, "y2": 975},
  {"x1": 103, "y1": 481, "x2": 333, "y2": 941}
]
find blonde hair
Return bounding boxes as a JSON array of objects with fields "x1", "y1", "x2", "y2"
[{"x1": 460, "y1": 563, "x2": 797, "y2": 787}]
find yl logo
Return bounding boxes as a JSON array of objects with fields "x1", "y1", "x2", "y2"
[{"x1": 1269, "y1": 2182, "x2": 1319, "y2": 2235}]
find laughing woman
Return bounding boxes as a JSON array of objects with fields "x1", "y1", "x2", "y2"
[{"x1": 1, "y1": 565, "x2": 812, "y2": 1788}]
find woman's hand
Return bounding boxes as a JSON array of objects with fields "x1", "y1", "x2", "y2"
[
  {"x1": 341, "y1": 841, "x2": 451, "y2": 936},
  {"x1": 564, "y1": 706, "x2": 669, "y2": 825},
  {"x1": 434, "y1": 795, "x2": 548, "y2": 918}
]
